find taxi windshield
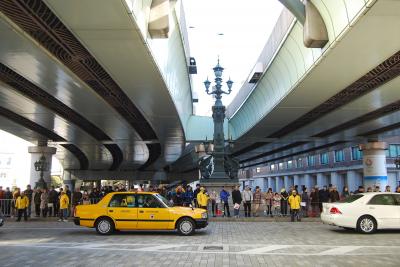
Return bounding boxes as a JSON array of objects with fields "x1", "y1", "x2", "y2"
[{"x1": 155, "y1": 194, "x2": 174, "y2": 207}]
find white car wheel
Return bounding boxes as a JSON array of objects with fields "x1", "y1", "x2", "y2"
[{"x1": 358, "y1": 216, "x2": 376, "y2": 234}]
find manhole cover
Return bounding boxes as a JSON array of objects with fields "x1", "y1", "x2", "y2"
[{"x1": 203, "y1": 246, "x2": 223, "y2": 251}]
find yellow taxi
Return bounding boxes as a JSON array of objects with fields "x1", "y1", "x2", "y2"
[{"x1": 74, "y1": 192, "x2": 208, "y2": 235}]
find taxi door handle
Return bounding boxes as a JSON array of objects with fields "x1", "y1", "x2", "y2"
[
  {"x1": 139, "y1": 210, "x2": 144, "y2": 213},
  {"x1": 109, "y1": 210, "x2": 114, "y2": 212}
]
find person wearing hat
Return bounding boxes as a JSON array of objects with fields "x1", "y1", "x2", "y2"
[{"x1": 197, "y1": 187, "x2": 209, "y2": 210}]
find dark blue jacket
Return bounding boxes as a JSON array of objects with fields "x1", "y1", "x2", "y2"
[
  {"x1": 220, "y1": 190, "x2": 230, "y2": 202},
  {"x1": 184, "y1": 190, "x2": 194, "y2": 204}
]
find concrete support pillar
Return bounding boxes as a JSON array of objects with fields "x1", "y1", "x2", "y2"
[
  {"x1": 317, "y1": 173, "x2": 326, "y2": 187},
  {"x1": 268, "y1": 177, "x2": 275, "y2": 191},
  {"x1": 304, "y1": 174, "x2": 312, "y2": 190},
  {"x1": 276, "y1": 177, "x2": 284, "y2": 192},
  {"x1": 62, "y1": 171, "x2": 75, "y2": 192},
  {"x1": 359, "y1": 142, "x2": 388, "y2": 191},
  {"x1": 346, "y1": 170, "x2": 359, "y2": 192},
  {"x1": 330, "y1": 172, "x2": 344, "y2": 191},
  {"x1": 293, "y1": 175, "x2": 300, "y2": 187},
  {"x1": 28, "y1": 145, "x2": 57, "y2": 188},
  {"x1": 284, "y1": 176, "x2": 291, "y2": 191}
]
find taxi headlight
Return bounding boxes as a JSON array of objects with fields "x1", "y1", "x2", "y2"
[{"x1": 201, "y1": 212, "x2": 208, "y2": 219}]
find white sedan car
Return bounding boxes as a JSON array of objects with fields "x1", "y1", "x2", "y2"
[{"x1": 321, "y1": 192, "x2": 400, "y2": 234}]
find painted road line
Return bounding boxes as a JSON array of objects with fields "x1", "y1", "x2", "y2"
[
  {"x1": 318, "y1": 246, "x2": 361, "y2": 255},
  {"x1": 239, "y1": 245, "x2": 291, "y2": 254},
  {"x1": 131, "y1": 244, "x2": 184, "y2": 251}
]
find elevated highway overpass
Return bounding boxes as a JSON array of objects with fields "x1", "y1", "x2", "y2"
[{"x1": 0, "y1": 0, "x2": 399, "y2": 186}]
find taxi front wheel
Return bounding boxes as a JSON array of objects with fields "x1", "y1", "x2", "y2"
[
  {"x1": 177, "y1": 217, "x2": 195, "y2": 236},
  {"x1": 95, "y1": 217, "x2": 115, "y2": 235}
]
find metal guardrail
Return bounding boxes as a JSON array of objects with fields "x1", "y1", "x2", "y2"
[{"x1": 0, "y1": 199, "x2": 15, "y2": 217}]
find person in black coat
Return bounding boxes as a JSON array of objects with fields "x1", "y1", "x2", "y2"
[
  {"x1": 48, "y1": 186, "x2": 58, "y2": 217},
  {"x1": 318, "y1": 186, "x2": 330, "y2": 212},
  {"x1": 232, "y1": 186, "x2": 242, "y2": 218}
]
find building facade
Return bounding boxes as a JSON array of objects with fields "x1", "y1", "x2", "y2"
[{"x1": 239, "y1": 139, "x2": 400, "y2": 193}]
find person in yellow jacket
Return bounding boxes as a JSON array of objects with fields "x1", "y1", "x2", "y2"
[
  {"x1": 15, "y1": 192, "x2": 29, "y2": 221},
  {"x1": 196, "y1": 187, "x2": 209, "y2": 210},
  {"x1": 58, "y1": 191, "x2": 70, "y2": 222},
  {"x1": 288, "y1": 190, "x2": 301, "y2": 222}
]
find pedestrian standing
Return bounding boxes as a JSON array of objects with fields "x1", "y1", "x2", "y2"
[
  {"x1": 183, "y1": 185, "x2": 194, "y2": 207},
  {"x1": 196, "y1": 187, "x2": 209, "y2": 210},
  {"x1": 280, "y1": 188, "x2": 289, "y2": 216},
  {"x1": 72, "y1": 188, "x2": 82, "y2": 215},
  {"x1": 232, "y1": 186, "x2": 242, "y2": 218},
  {"x1": 265, "y1": 188, "x2": 273, "y2": 217},
  {"x1": 329, "y1": 186, "x2": 340, "y2": 202},
  {"x1": 319, "y1": 186, "x2": 329, "y2": 212},
  {"x1": 40, "y1": 189, "x2": 48, "y2": 217},
  {"x1": 58, "y1": 191, "x2": 69, "y2": 222},
  {"x1": 65, "y1": 185, "x2": 72, "y2": 217},
  {"x1": 310, "y1": 186, "x2": 319, "y2": 217},
  {"x1": 341, "y1": 186, "x2": 350, "y2": 200},
  {"x1": 193, "y1": 184, "x2": 201, "y2": 208},
  {"x1": 220, "y1": 187, "x2": 231, "y2": 217},
  {"x1": 301, "y1": 187, "x2": 309, "y2": 217},
  {"x1": 33, "y1": 189, "x2": 42, "y2": 217},
  {"x1": 209, "y1": 190, "x2": 218, "y2": 217},
  {"x1": 15, "y1": 192, "x2": 29, "y2": 222},
  {"x1": 241, "y1": 186, "x2": 252, "y2": 217},
  {"x1": 48, "y1": 186, "x2": 58, "y2": 217},
  {"x1": 272, "y1": 193, "x2": 281, "y2": 216},
  {"x1": 4, "y1": 187, "x2": 12, "y2": 217},
  {"x1": 24, "y1": 185, "x2": 33, "y2": 218},
  {"x1": 0, "y1": 186, "x2": 4, "y2": 215},
  {"x1": 288, "y1": 190, "x2": 301, "y2": 222},
  {"x1": 252, "y1": 187, "x2": 262, "y2": 217}
]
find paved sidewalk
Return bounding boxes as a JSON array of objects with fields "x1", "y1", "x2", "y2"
[{"x1": 1, "y1": 221, "x2": 399, "y2": 267}]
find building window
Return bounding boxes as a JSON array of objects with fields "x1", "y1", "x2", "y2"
[
  {"x1": 320, "y1": 153, "x2": 329, "y2": 165},
  {"x1": 278, "y1": 162, "x2": 284, "y2": 170},
  {"x1": 270, "y1": 164, "x2": 275, "y2": 171},
  {"x1": 256, "y1": 167, "x2": 261, "y2": 173},
  {"x1": 287, "y1": 160, "x2": 293, "y2": 169},
  {"x1": 307, "y1": 155, "x2": 316, "y2": 166},
  {"x1": 351, "y1": 147, "x2": 363, "y2": 160},
  {"x1": 297, "y1": 158, "x2": 303, "y2": 168},
  {"x1": 334, "y1": 150, "x2": 345, "y2": 162},
  {"x1": 388, "y1": 144, "x2": 400, "y2": 158}
]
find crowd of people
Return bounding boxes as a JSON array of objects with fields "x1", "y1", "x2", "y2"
[
  {"x1": 1, "y1": 183, "x2": 399, "y2": 223},
  {"x1": 164, "y1": 183, "x2": 400, "y2": 222}
]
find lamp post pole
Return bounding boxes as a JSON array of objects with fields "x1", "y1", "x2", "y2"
[
  {"x1": 34, "y1": 155, "x2": 49, "y2": 189},
  {"x1": 200, "y1": 59, "x2": 237, "y2": 181}
]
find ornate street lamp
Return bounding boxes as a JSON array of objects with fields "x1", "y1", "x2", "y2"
[
  {"x1": 197, "y1": 59, "x2": 239, "y2": 182},
  {"x1": 34, "y1": 155, "x2": 49, "y2": 189}
]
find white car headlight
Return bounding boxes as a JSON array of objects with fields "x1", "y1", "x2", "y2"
[{"x1": 201, "y1": 212, "x2": 208, "y2": 219}]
